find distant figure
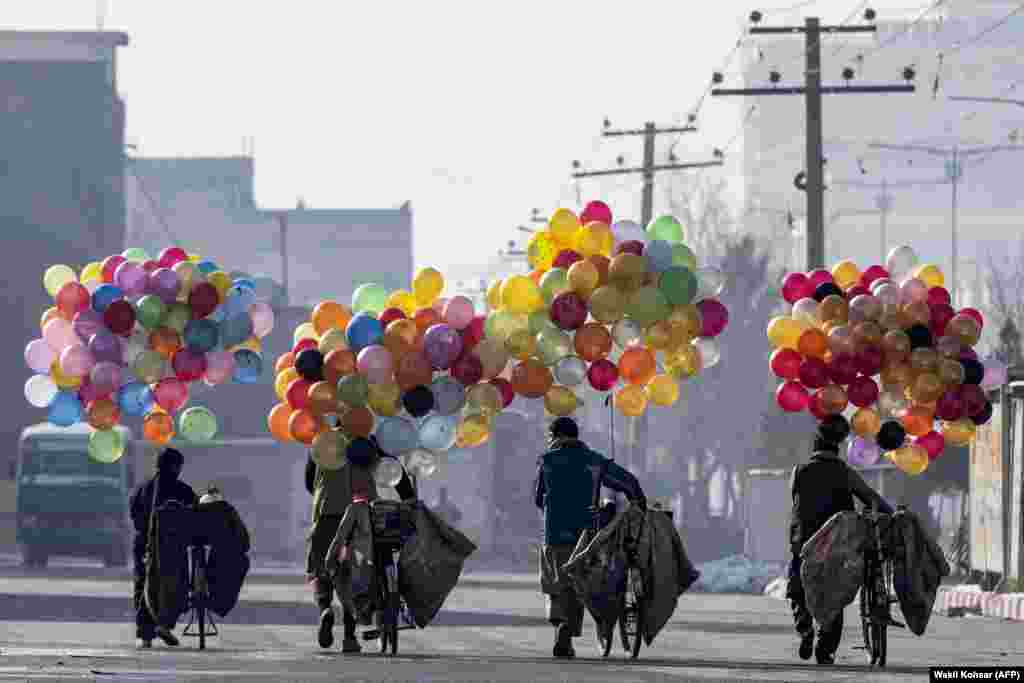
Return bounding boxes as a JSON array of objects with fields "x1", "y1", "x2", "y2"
[
  {"x1": 128, "y1": 448, "x2": 197, "y2": 649},
  {"x1": 434, "y1": 487, "x2": 462, "y2": 528}
]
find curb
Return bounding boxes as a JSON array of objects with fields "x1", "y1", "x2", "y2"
[{"x1": 936, "y1": 586, "x2": 1024, "y2": 621}]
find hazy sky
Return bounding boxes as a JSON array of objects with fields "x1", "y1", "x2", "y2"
[{"x1": 6, "y1": 0, "x2": 917, "y2": 271}]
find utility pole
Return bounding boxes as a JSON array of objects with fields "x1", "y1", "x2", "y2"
[
  {"x1": 276, "y1": 212, "x2": 289, "y2": 305},
  {"x1": 868, "y1": 142, "x2": 1024, "y2": 304},
  {"x1": 712, "y1": 15, "x2": 915, "y2": 270}
]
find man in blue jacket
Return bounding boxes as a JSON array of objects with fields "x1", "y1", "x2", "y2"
[{"x1": 534, "y1": 417, "x2": 646, "y2": 659}]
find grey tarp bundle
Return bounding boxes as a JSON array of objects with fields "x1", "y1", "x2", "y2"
[
  {"x1": 325, "y1": 502, "x2": 378, "y2": 625},
  {"x1": 396, "y1": 502, "x2": 477, "y2": 628},
  {"x1": 799, "y1": 511, "x2": 869, "y2": 627},
  {"x1": 889, "y1": 510, "x2": 951, "y2": 636},
  {"x1": 561, "y1": 505, "x2": 633, "y2": 630},
  {"x1": 638, "y1": 509, "x2": 701, "y2": 645},
  {"x1": 144, "y1": 504, "x2": 191, "y2": 629}
]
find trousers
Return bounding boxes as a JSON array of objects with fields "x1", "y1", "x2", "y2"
[
  {"x1": 540, "y1": 544, "x2": 583, "y2": 636},
  {"x1": 309, "y1": 514, "x2": 356, "y2": 636},
  {"x1": 787, "y1": 555, "x2": 843, "y2": 655},
  {"x1": 132, "y1": 538, "x2": 157, "y2": 640}
]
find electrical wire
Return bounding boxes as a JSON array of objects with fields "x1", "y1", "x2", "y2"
[{"x1": 942, "y1": 1, "x2": 1024, "y2": 57}]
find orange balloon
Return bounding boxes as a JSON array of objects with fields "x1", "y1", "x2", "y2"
[
  {"x1": 394, "y1": 351, "x2": 433, "y2": 391},
  {"x1": 510, "y1": 359, "x2": 553, "y2": 398},
  {"x1": 413, "y1": 308, "x2": 440, "y2": 333},
  {"x1": 817, "y1": 295, "x2": 849, "y2": 325},
  {"x1": 275, "y1": 352, "x2": 296, "y2": 374},
  {"x1": 87, "y1": 398, "x2": 120, "y2": 430},
  {"x1": 308, "y1": 381, "x2": 339, "y2": 417},
  {"x1": 323, "y1": 349, "x2": 357, "y2": 386},
  {"x1": 911, "y1": 372, "x2": 943, "y2": 403},
  {"x1": 312, "y1": 301, "x2": 352, "y2": 336},
  {"x1": 900, "y1": 405, "x2": 934, "y2": 437},
  {"x1": 383, "y1": 319, "x2": 417, "y2": 359},
  {"x1": 881, "y1": 363, "x2": 913, "y2": 391},
  {"x1": 529, "y1": 269, "x2": 544, "y2": 285},
  {"x1": 819, "y1": 384, "x2": 849, "y2": 414},
  {"x1": 852, "y1": 321, "x2": 883, "y2": 348},
  {"x1": 574, "y1": 322, "x2": 613, "y2": 362},
  {"x1": 289, "y1": 409, "x2": 325, "y2": 445},
  {"x1": 341, "y1": 405, "x2": 375, "y2": 438},
  {"x1": 41, "y1": 306, "x2": 61, "y2": 330},
  {"x1": 851, "y1": 408, "x2": 882, "y2": 438},
  {"x1": 588, "y1": 255, "x2": 610, "y2": 287},
  {"x1": 267, "y1": 403, "x2": 295, "y2": 441},
  {"x1": 797, "y1": 328, "x2": 829, "y2": 359},
  {"x1": 619, "y1": 347, "x2": 657, "y2": 385},
  {"x1": 143, "y1": 411, "x2": 175, "y2": 444},
  {"x1": 149, "y1": 327, "x2": 182, "y2": 359}
]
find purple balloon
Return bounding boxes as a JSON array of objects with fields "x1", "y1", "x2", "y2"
[
  {"x1": 204, "y1": 350, "x2": 235, "y2": 385},
  {"x1": 148, "y1": 268, "x2": 181, "y2": 305},
  {"x1": 981, "y1": 360, "x2": 1009, "y2": 390},
  {"x1": 89, "y1": 361, "x2": 123, "y2": 396},
  {"x1": 847, "y1": 436, "x2": 881, "y2": 467},
  {"x1": 422, "y1": 323, "x2": 463, "y2": 370},
  {"x1": 25, "y1": 338, "x2": 56, "y2": 374},
  {"x1": 115, "y1": 261, "x2": 148, "y2": 298},
  {"x1": 72, "y1": 310, "x2": 105, "y2": 344},
  {"x1": 88, "y1": 330, "x2": 123, "y2": 365}
]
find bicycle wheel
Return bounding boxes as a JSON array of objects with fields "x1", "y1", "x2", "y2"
[
  {"x1": 619, "y1": 569, "x2": 643, "y2": 659},
  {"x1": 194, "y1": 553, "x2": 207, "y2": 651},
  {"x1": 387, "y1": 591, "x2": 399, "y2": 656},
  {"x1": 860, "y1": 576, "x2": 873, "y2": 664}
]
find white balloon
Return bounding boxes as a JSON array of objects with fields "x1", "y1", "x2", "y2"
[
  {"x1": 403, "y1": 448, "x2": 438, "y2": 479},
  {"x1": 885, "y1": 245, "x2": 919, "y2": 280},
  {"x1": 374, "y1": 457, "x2": 405, "y2": 488},
  {"x1": 696, "y1": 267, "x2": 726, "y2": 298},
  {"x1": 693, "y1": 337, "x2": 721, "y2": 368},
  {"x1": 792, "y1": 298, "x2": 821, "y2": 325},
  {"x1": 612, "y1": 219, "x2": 645, "y2": 244},
  {"x1": 24, "y1": 374, "x2": 58, "y2": 408},
  {"x1": 612, "y1": 319, "x2": 643, "y2": 349},
  {"x1": 554, "y1": 356, "x2": 587, "y2": 386}
]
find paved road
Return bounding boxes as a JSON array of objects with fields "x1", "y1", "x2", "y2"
[{"x1": 0, "y1": 567, "x2": 1021, "y2": 682}]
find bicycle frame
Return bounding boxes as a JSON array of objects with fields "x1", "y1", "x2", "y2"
[
  {"x1": 183, "y1": 542, "x2": 218, "y2": 650},
  {"x1": 859, "y1": 505, "x2": 904, "y2": 667}
]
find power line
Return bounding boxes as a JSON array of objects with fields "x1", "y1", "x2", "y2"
[{"x1": 943, "y1": 1, "x2": 1024, "y2": 57}]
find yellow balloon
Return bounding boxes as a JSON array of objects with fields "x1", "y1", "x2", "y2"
[
  {"x1": 614, "y1": 384, "x2": 648, "y2": 417},
  {"x1": 172, "y1": 261, "x2": 198, "y2": 297},
  {"x1": 941, "y1": 418, "x2": 976, "y2": 446},
  {"x1": 318, "y1": 328, "x2": 349, "y2": 355},
  {"x1": 646, "y1": 374, "x2": 680, "y2": 407},
  {"x1": 43, "y1": 264, "x2": 77, "y2": 298},
  {"x1": 275, "y1": 367, "x2": 300, "y2": 400},
  {"x1": 293, "y1": 322, "x2": 319, "y2": 346},
  {"x1": 500, "y1": 275, "x2": 543, "y2": 314},
  {"x1": 207, "y1": 271, "x2": 232, "y2": 297},
  {"x1": 386, "y1": 290, "x2": 418, "y2": 316},
  {"x1": 890, "y1": 444, "x2": 930, "y2": 475},
  {"x1": 367, "y1": 382, "x2": 402, "y2": 416},
  {"x1": 567, "y1": 260, "x2": 600, "y2": 298},
  {"x1": 589, "y1": 286, "x2": 626, "y2": 324},
  {"x1": 767, "y1": 316, "x2": 811, "y2": 350},
  {"x1": 645, "y1": 321, "x2": 673, "y2": 351},
  {"x1": 544, "y1": 385, "x2": 579, "y2": 416},
  {"x1": 456, "y1": 413, "x2": 491, "y2": 448},
  {"x1": 486, "y1": 279, "x2": 504, "y2": 311},
  {"x1": 548, "y1": 208, "x2": 580, "y2": 246},
  {"x1": 505, "y1": 328, "x2": 537, "y2": 361},
  {"x1": 527, "y1": 231, "x2": 558, "y2": 271},
  {"x1": 831, "y1": 260, "x2": 861, "y2": 290},
  {"x1": 664, "y1": 346, "x2": 702, "y2": 379},
  {"x1": 914, "y1": 264, "x2": 944, "y2": 288},
  {"x1": 576, "y1": 222, "x2": 611, "y2": 258},
  {"x1": 80, "y1": 262, "x2": 102, "y2": 284},
  {"x1": 50, "y1": 360, "x2": 82, "y2": 390},
  {"x1": 412, "y1": 267, "x2": 444, "y2": 306},
  {"x1": 466, "y1": 382, "x2": 503, "y2": 417},
  {"x1": 188, "y1": 253, "x2": 202, "y2": 263}
]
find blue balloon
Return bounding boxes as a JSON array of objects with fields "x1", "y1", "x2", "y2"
[
  {"x1": 232, "y1": 349, "x2": 263, "y2": 383},
  {"x1": 430, "y1": 377, "x2": 466, "y2": 416},
  {"x1": 91, "y1": 284, "x2": 125, "y2": 313},
  {"x1": 346, "y1": 312, "x2": 384, "y2": 353},
  {"x1": 220, "y1": 313, "x2": 255, "y2": 349},
  {"x1": 232, "y1": 278, "x2": 257, "y2": 293},
  {"x1": 418, "y1": 415, "x2": 458, "y2": 452},
  {"x1": 184, "y1": 319, "x2": 220, "y2": 353},
  {"x1": 645, "y1": 239, "x2": 674, "y2": 273},
  {"x1": 48, "y1": 391, "x2": 83, "y2": 427},
  {"x1": 223, "y1": 287, "x2": 257, "y2": 317},
  {"x1": 117, "y1": 382, "x2": 154, "y2": 417},
  {"x1": 209, "y1": 305, "x2": 227, "y2": 323},
  {"x1": 196, "y1": 260, "x2": 220, "y2": 275},
  {"x1": 375, "y1": 417, "x2": 419, "y2": 455}
]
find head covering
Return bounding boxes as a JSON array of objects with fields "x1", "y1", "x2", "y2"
[
  {"x1": 548, "y1": 417, "x2": 579, "y2": 441},
  {"x1": 156, "y1": 448, "x2": 184, "y2": 479},
  {"x1": 814, "y1": 415, "x2": 851, "y2": 452}
]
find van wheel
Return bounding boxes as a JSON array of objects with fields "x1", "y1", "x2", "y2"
[{"x1": 23, "y1": 547, "x2": 48, "y2": 569}]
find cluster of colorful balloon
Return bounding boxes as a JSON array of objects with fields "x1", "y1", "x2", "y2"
[
  {"x1": 25, "y1": 247, "x2": 275, "y2": 461},
  {"x1": 768, "y1": 245, "x2": 990, "y2": 476},
  {"x1": 484, "y1": 201, "x2": 729, "y2": 418},
  {"x1": 267, "y1": 268, "x2": 505, "y2": 482}
]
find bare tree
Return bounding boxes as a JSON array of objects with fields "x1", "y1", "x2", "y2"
[{"x1": 982, "y1": 241, "x2": 1024, "y2": 358}]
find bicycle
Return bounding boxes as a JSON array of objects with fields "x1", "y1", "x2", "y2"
[
  {"x1": 859, "y1": 504, "x2": 905, "y2": 668},
  {"x1": 592, "y1": 500, "x2": 648, "y2": 660},
  {"x1": 182, "y1": 541, "x2": 218, "y2": 651},
  {"x1": 360, "y1": 498, "x2": 417, "y2": 656}
]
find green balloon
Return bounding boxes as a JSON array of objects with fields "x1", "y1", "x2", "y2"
[
  {"x1": 163, "y1": 303, "x2": 192, "y2": 334},
  {"x1": 132, "y1": 350, "x2": 166, "y2": 384},
  {"x1": 627, "y1": 286, "x2": 671, "y2": 327},
  {"x1": 671, "y1": 243, "x2": 697, "y2": 271},
  {"x1": 659, "y1": 266, "x2": 699, "y2": 306},
  {"x1": 88, "y1": 428, "x2": 124, "y2": 464},
  {"x1": 337, "y1": 373, "x2": 369, "y2": 408},
  {"x1": 536, "y1": 327, "x2": 572, "y2": 366},
  {"x1": 539, "y1": 268, "x2": 569, "y2": 304},
  {"x1": 485, "y1": 311, "x2": 527, "y2": 344},
  {"x1": 122, "y1": 247, "x2": 150, "y2": 263},
  {"x1": 179, "y1": 406, "x2": 218, "y2": 442},
  {"x1": 646, "y1": 215, "x2": 684, "y2": 244},
  {"x1": 136, "y1": 295, "x2": 167, "y2": 330},
  {"x1": 528, "y1": 309, "x2": 559, "y2": 336},
  {"x1": 351, "y1": 283, "x2": 390, "y2": 315}
]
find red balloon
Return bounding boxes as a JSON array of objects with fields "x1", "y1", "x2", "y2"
[
  {"x1": 770, "y1": 348, "x2": 802, "y2": 380},
  {"x1": 580, "y1": 200, "x2": 613, "y2": 226},
  {"x1": 550, "y1": 292, "x2": 588, "y2": 330},
  {"x1": 378, "y1": 307, "x2": 406, "y2": 328},
  {"x1": 781, "y1": 272, "x2": 813, "y2": 304},
  {"x1": 915, "y1": 430, "x2": 945, "y2": 460},
  {"x1": 101, "y1": 255, "x2": 126, "y2": 284},
  {"x1": 56, "y1": 282, "x2": 91, "y2": 319},
  {"x1": 827, "y1": 352, "x2": 859, "y2": 386},
  {"x1": 587, "y1": 359, "x2": 619, "y2": 391},
  {"x1": 489, "y1": 377, "x2": 515, "y2": 408},
  {"x1": 798, "y1": 357, "x2": 830, "y2": 389},
  {"x1": 807, "y1": 269, "x2": 833, "y2": 289},
  {"x1": 293, "y1": 338, "x2": 317, "y2": 355},
  {"x1": 846, "y1": 284, "x2": 870, "y2": 299},
  {"x1": 776, "y1": 381, "x2": 809, "y2": 412},
  {"x1": 959, "y1": 384, "x2": 987, "y2": 417},
  {"x1": 153, "y1": 377, "x2": 189, "y2": 413},
  {"x1": 848, "y1": 375, "x2": 880, "y2": 408},
  {"x1": 188, "y1": 282, "x2": 220, "y2": 319},
  {"x1": 451, "y1": 352, "x2": 484, "y2": 386},
  {"x1": 103, "y1": 300, "x2": 136, "y2": 336},
  {"x1": 935, "y1": 389, "x2": 965, "y2": 421},
  {"x1": 78, "y1": 376, "x2": 111, "y2": 404},
  {"x1": 460, "y1": 315, "x2": 486, "y2": 352},
  {"x1": 553, "y1": 250, "x2": 582, "y2": 270},
  {"x1": 807, "y1": 391, "x2": 828, "y2": 420},
  {"x1": 172, "y1": 349, "x2": 207, "y2": 382},
  {"x1": 855, "y1": 345, "x2": 884, "y2": 376},
  {"x1": 158, "y1": 247, "x2": 188, "y2": 269},
  {"x1": 960, "y1": 307, "x2": 984, "y2": 330},
  {"x1": 929, "y1": 303, "x2": 955, "y2": 338},
  {"x1": 615, "y1": 240, "x2": 645, "y2": 257},
  {"x1": 696, "y1": 299, "x2": 729, "y2": 337},
  {"x1": 142, "y1": 259, "x2": 161, "y2": 274},
  {"x1": 927, "y1": 287, "x2": 951, "y2": 307},
  {"x1": 286, "y1": 377, "x2": 313, "y2": 410},
  {"x1": 859, "y1": 265, "x2": 889, "y2": 289}
]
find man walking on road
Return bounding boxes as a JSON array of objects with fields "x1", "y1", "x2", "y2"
[{"x1": 534, "y1": 417, "x2": 646, "y2": 659}]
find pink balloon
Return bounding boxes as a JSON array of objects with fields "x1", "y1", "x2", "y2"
[
  {"x1": 25, "y1": 339, "x2": 57, "y2": 374},
  {"x1": 356, "y1": 344, "x2": 394, "y2": 384},
  {"x1": 153, "y1": 377, "x2": 189, "y2": 413},
  {"x1": 807, "y1": 269, "x2": 833, "y2": 289},
  {"x1": 915, "y1": 430, "x2": 945, "y2": 460},
  {"x1": 204, "y1": 350, "x2": 235, "y2": 385},
  {"x1": 432, "y1": 297, "x2": 449, "y2": 316},
  {"x1": 859, "y1": 265, "x2": 889, "y2": 289},
  {"x1": 89, "y1": 361, "x2": 122, "y2": 396},
  {"x1": 776, "y1": 381, "x2": 809, "y2": 412},
  {"x1": 927, "y1": 287, "x2": 951, "y2": 306},
  {"x1": 78, "y1": 376, "x2": 109, "y2": 404},
  {"x1": 960, "y1": 307, "x2": 984, "y2": 330},
  {"x1": 781, "y1": 272, "x2": 813, "y2": 304},
  {"x1": 580, "y1": 200, "x2": 613, "y2": 226},
  {"x1": 249, "y1": 302, "x2": 275, "y2": 338},
  {"x1": 172, "y1": 349, "x2": 208, "y2": 382},
  {"x1": 696, "y1": 299, "x2": 729, "y2": 337},
  {"x1": 442, "y1": 296, "x2": 475, "y2": 330},
  {"x1": 43, "y1": 318, "x2": 80, "y2": 353},
  {"x1": 587, "y1": 359, "x2": 619, "y2": 392},
  {"x1": 981, "y1": 362, "x2": 1009, "y2": 390},
  {"x1": 59, "y1": 344, "x2": 95, "y2": 378},
  {"x1": 148, "y1": 268, "x2": 181, "y2": 305},
  {"x1": 900, "y1": 278, "x2": 928, "y2": 305},
  {"x1": 114, "y1": 261, "x2": 148, "y2": 297}
]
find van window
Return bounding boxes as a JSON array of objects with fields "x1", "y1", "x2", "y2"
[{"x1": 19, "y1": 443, "x2": 124, "y2": 487}]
